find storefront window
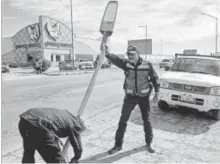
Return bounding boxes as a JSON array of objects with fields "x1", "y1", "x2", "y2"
[
  {"x1": 56, "y1": 55, "x2": 61, "y2": 62},
  {"x1": 51, "y1": 55, "x2": 53, "y2": 61}
]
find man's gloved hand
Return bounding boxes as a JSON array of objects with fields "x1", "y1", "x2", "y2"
[
  {"x1": 69, "y1": 158, "x2": 79, "y2": 163},
  {"x1": 152, "y1": 92, "x2": 159, "y2": 103},
  {"x1": 100, "y1": 44, "x2": 109, "y2": 55}
]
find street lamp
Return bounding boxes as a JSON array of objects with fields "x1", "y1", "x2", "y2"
[
  {"x1": 138, "y1": 25, "x2": 147, "y2": 60},
  {"x1": 201, "y1": 12, "x2": 218, "y2": 56},
  {"x1": 69, "y1": 0, "x2": 76, "y2": 67}
]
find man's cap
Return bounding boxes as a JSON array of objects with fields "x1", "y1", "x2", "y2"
[{"x1": 127, "y1": 45, "x2": 139, "y2": 53}]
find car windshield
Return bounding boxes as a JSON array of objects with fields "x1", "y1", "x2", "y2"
[{"x1": 170, "y1": 58, "x2": 220, "y2": 76}]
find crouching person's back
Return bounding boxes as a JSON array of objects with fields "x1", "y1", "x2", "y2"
[{"x1": 18, "y1": 108, "x2": 85, "y2": 163}]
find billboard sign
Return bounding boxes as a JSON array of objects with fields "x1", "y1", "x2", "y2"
[
  {"x1": 183, "y1": 49, "x2": 197, "y2": 55},
  {"x1": 128, "y1": 39, "x2": 152, "y2": 54}
]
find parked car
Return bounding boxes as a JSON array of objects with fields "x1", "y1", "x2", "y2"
[
  {"x1": 58, "y1": 61, "x2": 74, "y2": 71},
  {"x1": 2, "y1": 61, "x2": 10, "y2": 73},
  {"x1": 79, "y1": 61, "x2": 94, "y2": 70},
  {"x1": 158, "y1": 55, "x2": 220, "y2": 120},
  {"x1": 159, "y1": 59, "x2": 174, "y2": 69}
]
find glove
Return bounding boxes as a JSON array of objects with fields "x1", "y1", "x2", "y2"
[
  {"x1": 153, "y1": 92, "x2": 159, "y2": 103},
  {"x1": 100, "y1": 44, "x2": 109, "y2": 55},
  {"x1": 69, "y1": 158, "x2": 79, "y2": 163}
]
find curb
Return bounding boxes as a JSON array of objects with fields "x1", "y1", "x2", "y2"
[{"x1": 43, "y1": 71, "x2": 93, "y2": 76}]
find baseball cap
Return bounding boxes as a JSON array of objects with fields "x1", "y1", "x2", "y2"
[{"x1": 127, "y1": 45, "x2": 139, "y2": 54}]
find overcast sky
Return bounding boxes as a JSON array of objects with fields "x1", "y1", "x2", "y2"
[{"x1": 2, "y1": 0, "x2": 220, "y2": 55}]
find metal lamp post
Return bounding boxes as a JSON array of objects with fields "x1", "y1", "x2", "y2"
[
  {"x1": 201, "y1": 12, "x2": 218, "y2": 56},
  {"x1": 138, "y1": 25, "x2": 147, "y2": 60}
]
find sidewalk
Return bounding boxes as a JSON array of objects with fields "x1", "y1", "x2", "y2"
[
  {"x1": 2, "y1": 67, "x2": 93, "y2": 81},
  {"x1": 2, "y1": 103, "x2": 220, "y2": 163}
]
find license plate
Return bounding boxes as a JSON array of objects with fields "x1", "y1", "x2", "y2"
[{"x1": 181, "y1": 94, "x2": 194, "y2": 103}]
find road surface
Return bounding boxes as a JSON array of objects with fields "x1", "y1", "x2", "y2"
[{"x1": 2, "y1": 66, "x2": 220, "y2": 162}]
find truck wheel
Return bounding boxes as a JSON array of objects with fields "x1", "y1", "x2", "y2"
[
  {"x1": 158, "y1": 100, "x2": 169, "y2": 111},
  {"x1": 212, "y1": 110, "x2": 220, "y2": 120}
]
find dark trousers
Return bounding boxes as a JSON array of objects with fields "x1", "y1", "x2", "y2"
[
  {"x1": 36, "y1": 67, "x2": 41, "y2": 74},
  {"x1": 18, "y1": 118, "x2": 65, "y2": 163},
  {"x1": 114, "y1": 95, "x2": 153, "y2": 147}
]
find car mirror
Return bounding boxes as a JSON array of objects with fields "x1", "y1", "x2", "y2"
[{"x1": 99, "y1": 1, "x2": 118, "y2": 36}]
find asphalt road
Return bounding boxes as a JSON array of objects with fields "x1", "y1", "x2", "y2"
[{"x1": 2, "y1": 66, "x2": 220, "y2": 162}]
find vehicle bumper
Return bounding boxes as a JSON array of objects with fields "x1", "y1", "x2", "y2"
[{"x1": 159, "y1": 88, "x2": 220, "y2": 112}]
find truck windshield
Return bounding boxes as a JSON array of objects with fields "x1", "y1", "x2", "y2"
[{"x1": 170, "y1": 58, "x2": 220, "y2": 76}]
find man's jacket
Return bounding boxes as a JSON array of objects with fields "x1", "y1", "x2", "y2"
[
  {"x1": 20, "y1": 108, "x2": 83, "y2": 159},
  {"x1": 106, "y1": 53, "x2": 159, "y2": 97}
]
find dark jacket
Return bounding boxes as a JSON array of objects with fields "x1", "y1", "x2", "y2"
[
  {"x1": 20, "y1": 108, "x2": 83, "y2": 159},
  {"x1": 106, "y1": 53, "x2": 160, "y2": 94}
]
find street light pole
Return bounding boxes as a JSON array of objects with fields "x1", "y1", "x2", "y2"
[
  {"x1": 70, "y1": 0, "x2": 75, "y2": 67},
  {"x1": 138, "y1": 25, "x2": 147, "y2": 60},
  {"x1": 201, "y1": 12, "x2": 218, "y2": 56}
]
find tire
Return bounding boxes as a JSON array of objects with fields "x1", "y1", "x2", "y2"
[
  {"x1": 211, "y1": 110, "x2": 220, "y2": 120},
  {"x1": 159, "y1": 66, "x2": 162, "y2": 68},
  {"x1": 158, "y1": 100, "x2": 169, "y2": 111}
]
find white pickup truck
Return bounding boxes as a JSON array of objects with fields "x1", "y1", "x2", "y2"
[{"x1": 158, "y1": 55, "x2": 220, "y2": 120}]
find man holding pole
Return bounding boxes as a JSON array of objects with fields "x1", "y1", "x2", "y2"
[
  {"x1": 18, "y1": 108, "x2": 86, "y2": 163},
  {"x1": 104, "y1": 45, "x2": 160, "y2": 155}
]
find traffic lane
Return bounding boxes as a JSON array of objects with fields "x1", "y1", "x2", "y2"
[
  {"x1": 1, "y1": 70, "x2": 124, "y2": 105},
  {"x1": 1, "y1": 68, "x2": 122, "y2": 88}
]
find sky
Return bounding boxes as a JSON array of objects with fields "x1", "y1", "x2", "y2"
[{"x1": 1, "y1": 0, "x2": 220, "y2": 55}]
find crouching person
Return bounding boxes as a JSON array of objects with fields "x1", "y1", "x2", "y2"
[{"x1": 18, "y1": 108, "x2": 86, "y2": 163}]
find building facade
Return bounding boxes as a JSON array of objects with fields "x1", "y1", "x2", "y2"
[{"x1": 2, "y1": 16, "x2": 98, "y2": 66}]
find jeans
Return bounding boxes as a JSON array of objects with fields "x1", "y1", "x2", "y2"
[
  {"x1": 18, "y1": 118, "x2": 65, "y2": 163},
  {"x1": 114, "y1": 95, "x2": 153, "y2": 146}
]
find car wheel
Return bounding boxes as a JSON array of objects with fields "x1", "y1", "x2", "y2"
[
  {"x1": 211, "y1": 110, "x2": 220, "y2": 120},
  {"x1": 158, "y1": 100, "x2": 169, "y2": 111},
  {"x1": 159, "y1": 66, "x2": 161, "y2": 68}
]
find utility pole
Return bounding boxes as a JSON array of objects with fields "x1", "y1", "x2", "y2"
[
  {"x1": 160, "y1": 39, "x2": 163, "y2": 56},
  {"x1": 70, "y1": 0, "x2": 75, "y2": 67},
  {"x1": 138, "y1": 25, "x2": 147, "y2": 60},
  {"x1": 201, "y1": 13, "x2": 218, "y2": 56}
]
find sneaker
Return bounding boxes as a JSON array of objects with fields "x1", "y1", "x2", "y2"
[
  {"x1": 108, "y1": 146, "x2": 122, "y2": 155},
  {"x1": 146, "y1": 145, "x2": 155, "y2": 153}
]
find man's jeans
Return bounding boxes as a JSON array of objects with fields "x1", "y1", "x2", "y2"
[{"x1": 114, "y1": 95, "x2": 153, "y2": 147}]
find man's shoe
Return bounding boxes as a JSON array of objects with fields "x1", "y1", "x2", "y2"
[
  {"x1": 108, "y1": 146, "x2": 122, "y2": 155},
  {"x1": 146, "y1": 145, "x2": 155, "y2": 153}
]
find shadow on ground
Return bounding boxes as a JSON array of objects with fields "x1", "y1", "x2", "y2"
[
  {"x1": 130, "y1": 104, "x2": 218, "y2": 135},
  {"x1": 80, "y1": 145, "x2": 146, "y2": 163}
]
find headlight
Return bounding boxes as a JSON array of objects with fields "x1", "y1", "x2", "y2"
[
  {"x1": 210, "y1": 87, "x2": 220, "y2": 96},
  {"x1": 160, "y1": 79, "x2": 169, "y2": 88}
]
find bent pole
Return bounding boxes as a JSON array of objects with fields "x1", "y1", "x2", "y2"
[{"x1": 61, "y1": 32, "x2": 109, "y2": 159}]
